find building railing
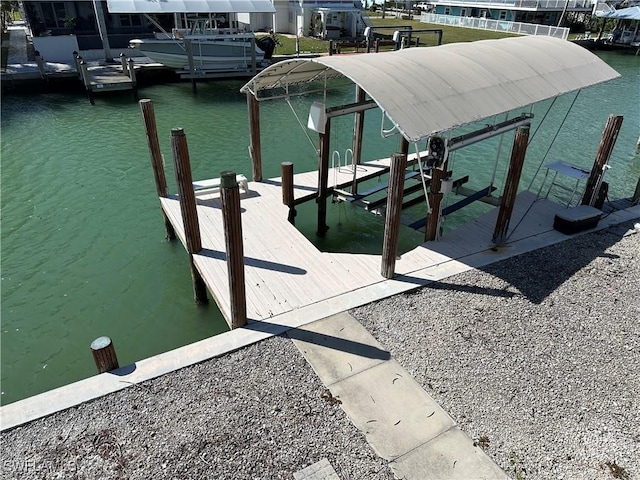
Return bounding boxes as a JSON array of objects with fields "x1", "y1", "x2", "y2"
[
  {"x1": 420, "y1": 13, "x2": 570, "y2": 39},
  {"x1": 426, "y1": 0, "x2": 593, "y2": 8}
]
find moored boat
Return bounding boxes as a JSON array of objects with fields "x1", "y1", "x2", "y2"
[{"x1": 130, "y1": 17, "x2": 274, "y2": 73}]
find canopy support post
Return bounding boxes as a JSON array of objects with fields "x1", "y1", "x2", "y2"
[
  {"x1": 493, "y1": 125, "x2": 530, "y2": 245},
  {"x1": 352, "y1": 86, "x2": 366, "y2": 194},
  {"x1": 581, "y1": 114, "x2": 623, "y2": 207},
  {"x1": 381, "y1": 153, "x2": 408, "y2": 278},
  {"x1": 247, "y1": 93, "x2": 263, "y2": 182},
  {"x1": 317, "y1": 118, "x2": 331, "y2": 237},
  {"x1": 425, "y1": 158, "x2": 448, "y2": 241}
]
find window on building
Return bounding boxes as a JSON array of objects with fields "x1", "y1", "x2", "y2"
[
  {"x1": 444, "y1": 7, "x2": 451, "y2": 15},
  {"x1": 461, "y1": 8, "x2": 467, "y2": 16},
  {"x1": 480, "y1": 9, "x2": 487, "y2": 18},
  {"x1": 39, "y1": 2, "x2": 68, "y2": 28},
  {"x1": 118, "y1": 14, "x2": 143, "y2": 27},
  {"x1": 499, "y1": 10, "x2": 507, "y2": 19}
]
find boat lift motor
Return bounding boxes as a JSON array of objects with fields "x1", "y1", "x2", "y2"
[{"x1": 425, "y1": 136, "x2": 447, "y2": 170}]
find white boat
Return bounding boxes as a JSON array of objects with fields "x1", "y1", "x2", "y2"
[{"x1": 129, "y1": 17, "x2": 275, "y2": 73}]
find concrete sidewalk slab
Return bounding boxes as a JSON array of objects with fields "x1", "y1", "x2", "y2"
[
  {"x1": 294, "y1": 458, "x2": 341, "y2": 480},
  {"x1": 390, "y1": 427, "x2": 509, "y2": 479},
  {"x1": 289, "y1": 312, "x2": 390, "y2": 385},
  {"x1": 328, "y1": 359, "x2": 455, "y2": 460}
]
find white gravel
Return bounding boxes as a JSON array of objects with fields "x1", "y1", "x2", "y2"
[
  {"x1": 0, "y1": 335, "x2": 394, "y2": 480},
  {"x1": 1, "y1": 221, "x2": 638, "y2": 480},
  {"x1": 351, "y1": 220, "x2": 640, "y2": 480}
]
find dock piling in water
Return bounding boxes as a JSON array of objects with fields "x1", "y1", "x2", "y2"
[
  {"x1": 90, "y1": 336, "x2": 119, "y2": 373},
  {"x1": 247, "y1": 93, "x2": 262, "y2": 182},
  {"x1": 221, "y1": 171, "x2": 247, "y2": 328},
  {"x1": 171, "y1": 128, "x2": 208, "y2": 305},
  {"x1": 139, "y1": 99, "x2": 175, "y2": 241},
  {"x1": 281, "y1": 162, "x2": 296, "y2": 224},
  {"x1": 493, "y1": 125, "x2": 530, "y2": 245},
  {"x1": 317, "y1": 118, "x2": 331, "y2": 237},
  {"x1": 581, "y1": 115, "x2": 623, "y2": 207}
]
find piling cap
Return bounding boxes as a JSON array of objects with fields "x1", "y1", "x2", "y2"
[
  {"x1": 221, "y1": 171, "x2": 238, "y2": 189},
  {"x1": 91, "y1": 336, "x2": 112, "y2": 350}
]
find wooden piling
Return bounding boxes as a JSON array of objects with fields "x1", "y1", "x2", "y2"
[
  {"x1": 281, "y1": 162, "x2": 296, "y2": 224},
  {"x1": 171, "y1": 128, "x2": 208, "y2": 304},
  {"x1": 139, "y1": 99, "x2": 175, "y2": 240},
  {"x1": 425, "y1": 166, "x2": 447, "y2": 241},
  {"x1": 34, "y1": 51, "x2": 46, "y2": 79},
  {"x1": 90, "y1": 336, "x2": 119, "y2": 373},
  {"x1": 185, "y1": 39, "x2": 197, "y2": 94},
  {"x1": 400, "y1": 136, "x2": 410, "y2": 158},
  {"x1": 381, "y1": 153, "x2": 408, "y2": 278},
  {"x1": 129, "y1": 58, "x2": 138, "y2": 101},
  {"x1": 581, "y1": 115, "x2": 623, "y2": 206},
  {"x1": 247, "y1": 93, "x2": 263, "y2": 182},
  {"x1": 120, "y1": 53, "x2": 128, "y2": 75},
  {"x1": 632, "y1": 176, "x2": 640, "y2": 206},
  {"x1": 317, "y1": 117, "x2": 331, "y2": 236},
  {"x1": 220, "y1": 171, "x2": 247, "y2": 328},
  {"x1": 79, "y1": 60, "x2": 94, "y2": 105},
  {"x1": 493, "y1": 125, "x2": 530, "y2": 245},
  {"x1": 352, "y1": 86, "x2": 366, "y2": 195},
  {"x1": 250, "y1": 37, "x2": 257, "y2": 76}
]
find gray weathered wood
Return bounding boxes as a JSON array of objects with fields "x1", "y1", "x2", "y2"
[{"x1": 381, "y1": 153, "x2": 408, "y2": 278}]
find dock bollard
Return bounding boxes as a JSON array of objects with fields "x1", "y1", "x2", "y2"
[{"x1": 91, "y1": 336, "x2": 119, "y2": 373}]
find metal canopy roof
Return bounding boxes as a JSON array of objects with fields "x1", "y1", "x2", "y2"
[
  {"x1": 106, "y1": 0, "x2": 276, "y2": 14},
  {"x1": 241, "y1": 36, "x2": 620, "y2": 142}
]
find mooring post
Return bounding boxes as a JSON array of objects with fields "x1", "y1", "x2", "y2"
[
  {"x1": 400, "y1": 136, "x2": 410, "y2": 159},
  {"x1": 120, "y1": 53, "x2": 128, "y2": 75},
  {"x1": 220, "y1": 171, "x2": 247, "y2": 328},
  {"x1": 317, "y1": 117, "x2": 331, "y2": 237},
  {"x1": 375, "y1": 39, "x2": 380, "y2": 53},
  {"x1": 493, "y1": 125, "x2": 530, "y2": 245},
  {"x1": 632, "y1": 176, "x2": 640, "y2": 206},
  {"x1": 425, "y1": 160, "x2": 449, "y2": 241},
  {"x1": 381, "y1": 153, "x2": 408, "y2": 278},
  {"x1": 139, "y1": 99, "x2": 176, "y2": 241},
  {"x1": 329, "y1": 40, "x2": 334, "y2": 55},
  {"x1": 581, "y1": 115, "x2": 623, "y2": 206},
  {"x1": 171, "y1": 128, "x2": 208, "y2": 304},
  {"x1": 246, "y1": 93, "x2": 263, "y2": 182},
  {"x1": 250, "y1": 36, "x2": 257, "y2": 76},
  {"x1": 79, "y1": 60, "x2": 94, "y2": 105},
  {"x1": 352, "y1": 86, "x2": 366, "y2": 169},
  {"x1": 281, "y1": 162, "x2": 296, "y2": 224},
  {"x1": 34, "y1": 51, "x2": 46, "y2": 79},
  {"x1": 185, "y1": 39, "x2": 197, "y2": 94},
  {"x1": 129, "y1": 58, "x2": 138, "y2": 101},
  {"x1": 90, "y1": 336, "x2": 119, "y2": 373}
]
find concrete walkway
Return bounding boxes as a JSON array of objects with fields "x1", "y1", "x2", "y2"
[{"x1": 290, "y1": 312, "x2": 508, "y2": 479}]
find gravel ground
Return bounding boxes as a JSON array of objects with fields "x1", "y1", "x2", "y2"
[
  {"x1": 0, "y1": 335, "x2": 394, "y2": 480},
  {"x1": 2, "y1": 221, "x2": 638, "y2": 480},
  {"x1": 352, "y1": 220, "x2": 640, "y2": 480}
]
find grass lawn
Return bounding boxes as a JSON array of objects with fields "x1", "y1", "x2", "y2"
[{"x1": 267, "y1": 14, "x2": 518, "y2": 55}]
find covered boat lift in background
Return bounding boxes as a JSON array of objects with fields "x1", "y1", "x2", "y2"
[{"x1": 241, "y1": 36, "x2": 620, "y2": 249}]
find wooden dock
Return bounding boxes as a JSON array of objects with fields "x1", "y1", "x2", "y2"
[
  {"x1": 158, "y1": 158, "x2": 638, "y2": 326},
  {"x1": 75, "y1": 55, "x2": 138, "y2": 105}
]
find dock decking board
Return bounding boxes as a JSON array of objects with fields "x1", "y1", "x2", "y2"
[{"x1": 160, "y1": 163, "x2": 615, "y2": 327}]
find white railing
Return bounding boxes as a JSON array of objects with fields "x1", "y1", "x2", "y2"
[
  {"x1": 420, "y1": 13, "x2": 570, "y2": 39},
  {"x1": 426, "y1": 0, "x2": 593, "y2": 8}
]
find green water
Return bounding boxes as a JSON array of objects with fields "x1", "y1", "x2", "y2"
[{"x1": 1, "y1": 51, "x2": 638, "y2": 405}]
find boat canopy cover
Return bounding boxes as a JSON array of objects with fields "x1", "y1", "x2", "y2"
[
  {"x1": 596, "y1": 6, "x2": 640, "y2": 19},
  {"x1": 241, "y1": 36, "x2": 620, "y2": 142},
  {"x1": 106, "y1": 0, "x2": 276, "y2": 14}
]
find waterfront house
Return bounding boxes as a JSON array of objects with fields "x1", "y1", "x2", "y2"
[
  {"x1": 427, "y1": 0, "x2": 595, "y2": 26},
  {"x1": 19, "y1": 0, "x2": 365, "y2": 63}
]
